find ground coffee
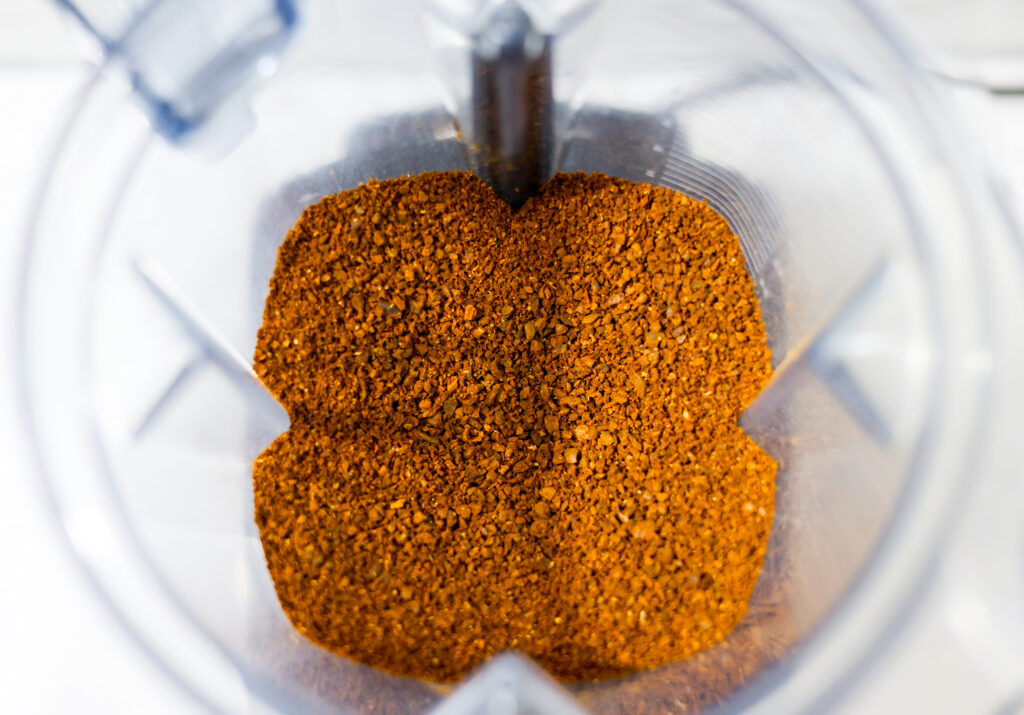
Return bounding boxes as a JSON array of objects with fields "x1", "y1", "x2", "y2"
[{"x1": 253, "y1": 171, "x2": 775, "y2": 683}]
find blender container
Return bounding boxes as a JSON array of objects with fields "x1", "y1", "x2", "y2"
[{"x1": 17, "y1": 0, "x2": 1024, "y2": 712}]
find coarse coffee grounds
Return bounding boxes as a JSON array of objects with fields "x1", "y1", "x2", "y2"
[{"x1": 252, "y1": 171, "x2": 776, "y2": 683}]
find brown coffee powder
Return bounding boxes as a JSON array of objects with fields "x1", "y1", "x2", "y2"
[{"x1": 253, "y1": 171, "x2": 775, "y2": 683}]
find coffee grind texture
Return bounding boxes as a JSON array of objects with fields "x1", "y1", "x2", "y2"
[{"x1": 253, "y1": 171, "x2": 776, "y2": 683}]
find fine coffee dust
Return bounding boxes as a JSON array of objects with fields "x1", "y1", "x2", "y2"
[{"x1": 252, "y1": 171, "x2": 776, "y2": 683}]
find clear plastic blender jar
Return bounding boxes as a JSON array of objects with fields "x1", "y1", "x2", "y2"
[{"x1": 18, "y1": 0, "x2": 1024, "y2": 712}]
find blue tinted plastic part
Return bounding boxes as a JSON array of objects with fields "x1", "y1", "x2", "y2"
[{"x1": 56, "y1": 0, "x2": 297, "y2": 139}]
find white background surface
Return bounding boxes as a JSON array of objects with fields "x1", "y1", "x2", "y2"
[
  {"x1": 0, "y1": 3, "x2": 211, "y2": 713},
  {"x1": 1, "y1": 1, "x2": 1023, "y2": 713}
]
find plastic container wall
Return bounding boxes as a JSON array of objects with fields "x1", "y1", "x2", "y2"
[{"x1": 20, "y1": 0, "x2": 996, "y2": 713}]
